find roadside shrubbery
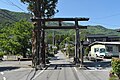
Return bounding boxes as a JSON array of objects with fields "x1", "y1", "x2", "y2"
[
  {"x1": 110, "y1": 58, "x2": 120, "y2": 80},
  {"x1": 0, "y1": 52, "x2": 4, "y2": 57}
]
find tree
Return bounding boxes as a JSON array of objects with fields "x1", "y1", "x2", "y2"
[
  {"x1": 0, "y1": 20, "x2": 33, "y2": 57},
  {"x1": 21, "y1": 0, "x2": 58, "y2": 18},
  {"x1": 111, "y1": 58, "x2": 120, "y2": 79}
]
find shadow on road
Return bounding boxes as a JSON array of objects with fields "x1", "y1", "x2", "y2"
[
  {"x1": 83, "y1": 60, "x2": 111, "y2": 69},
  {"x1": 50, "y1": 63, "x2": 75, "y2": 67},
  {"x1": 46, "y1": 63, "x2": 76, "y2": 70},
  {"x1": 0, "y1": 67, "x2": 20, "y2": 72}
]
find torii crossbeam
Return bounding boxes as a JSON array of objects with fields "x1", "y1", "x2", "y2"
[{"x1": 31, "y1": 17, "x2": 89, "y2": 69}]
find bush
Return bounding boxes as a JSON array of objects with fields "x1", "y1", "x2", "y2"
[
  {"x1": 109, "y1": 70, "x2": 118, "y2": 80},
  {"x1": 16, "y1": 54, "x2": 22, "y2": 56},
  {"x1": 109, "y1": 76, "x2": 118, "y2": 80},
  {"x1": 46, "y1": 52, "x2": 54, "y2": 57},
  {"x1": 0, "y1": 52, "x2": 4, "y2": 57},
  {"x1": 111, "y1": 58, "x2": 120, "y2": 79},
  {"x1": 84, "y1": 47, "x2": 89, "y2": 56}
]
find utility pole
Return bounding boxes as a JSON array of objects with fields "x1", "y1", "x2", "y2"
[
  {"x1": 53, "y1": 30, "x2": 55, "y2": 54},
  {"x1": 41, "y1": 28, "x2": 46, "y2": 67},
  {"x1": 80, "y1": 41, "x2": 84, "y2": 65}
]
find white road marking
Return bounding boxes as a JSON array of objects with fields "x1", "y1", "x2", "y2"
[
  {"x1": 0, "y1": 72, "x2": 7, "y2": 80},
  {"x1": 32, "y1": 70, "x2": 44, "y2": 80},
  {"x1": 85, "y1": 70, "x2": 109, "y2": 71},
  {"x1": 0, "y1": 72, "x2": 4, "y2": 75},
  {"x1": 74, "y1": 67, "x2": 78, "y2": 72},
  {"x1": 73, "y1": 67, "x2": 80, "y2": 80},
  {"x1": 3, "y1": 77, "x2": 6, "y2": 80}
]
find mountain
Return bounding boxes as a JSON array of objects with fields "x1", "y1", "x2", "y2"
[
  {"x1": 0, "y1": 9, "x2": 31, "y2": 28},
  {"x1": 87, "y1": 25, "x2": 120, "y2": 36},
  {"x1": 0, "y1": 9, "x2": 120, "y2": 36}
]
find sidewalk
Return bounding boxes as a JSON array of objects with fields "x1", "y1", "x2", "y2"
[{"x1": 0, "y1": 61, "x2": 32, "y2": 68}]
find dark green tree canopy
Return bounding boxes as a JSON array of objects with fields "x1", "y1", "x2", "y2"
[
  {"x1": 0, "y1": 20, "x2": 33, "y2": 57},
  {"x1": 21, "y1": 0, "x2": 58, "y2": 18}
]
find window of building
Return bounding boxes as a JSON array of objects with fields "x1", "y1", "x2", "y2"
[{"x1": 106, "y1": 46, "x2": 113, "y2": 52}]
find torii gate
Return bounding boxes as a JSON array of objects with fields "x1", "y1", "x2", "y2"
[{"x1": 31, "y1": 17, "x2": 89, "y2": 69}]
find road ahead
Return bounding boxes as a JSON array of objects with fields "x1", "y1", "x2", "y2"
[{"x1": 0, "y1": 51, "x2": 110, "y2": 80}]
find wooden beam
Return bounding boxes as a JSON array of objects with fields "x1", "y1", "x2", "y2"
[
  {"x1": 31, "y1": 17, "x2": 89, "y2": 22},
  {"x1": 34, "y1": 26, "x2": 87, "y2": 29}
]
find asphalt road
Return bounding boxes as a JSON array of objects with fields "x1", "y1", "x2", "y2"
[{"x1": 0, "y1": 51, "x2": 110, "y2": 80}]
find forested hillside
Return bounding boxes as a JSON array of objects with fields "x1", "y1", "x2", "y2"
[
  {"x1": 0, "y1": 8, "x2": 120, "y2": 36},
  {"x1": 0, "y1": 8, "x2": 120, "y2": 57},
  {"x1": 87, "y1": 25, "x2": 120, "y2": 36},
  {"x1": 0, "y1": 9, "x2": 31, "y2": 29}
]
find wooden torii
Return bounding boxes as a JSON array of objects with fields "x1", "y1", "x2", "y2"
[{"x1": 31, "y1": 17, "x2": 89, "y2": 69}]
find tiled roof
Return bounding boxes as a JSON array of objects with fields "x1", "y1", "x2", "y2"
[
  {"x1": 87, "y1": 34, "x2": 107, "y2": 38},
  {"x1": 89, "y1": 41, "x2": 120, "y2": 46},
  {"x1": 87, "y1": 34, "x2": 120, "y2": 38}
]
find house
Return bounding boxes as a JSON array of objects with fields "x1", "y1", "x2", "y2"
[
  {"x1": 89, "y1": 41, "x2": 120, "y2": 58},
  {"x1": 86, "y1": 34, "x2": 120, "y2": 44}
]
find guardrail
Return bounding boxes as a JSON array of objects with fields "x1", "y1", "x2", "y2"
[{"x1": 2, "y1": 55, "x2": 23, "y2": 61}]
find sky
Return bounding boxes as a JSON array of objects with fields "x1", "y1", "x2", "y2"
[{"x1": 0, "y1": 0, "x2": 120, "y2": 29}]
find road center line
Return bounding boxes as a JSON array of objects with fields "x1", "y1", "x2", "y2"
[{"x1": 33, "y1": 70, "x2": 44, "y2": 80}]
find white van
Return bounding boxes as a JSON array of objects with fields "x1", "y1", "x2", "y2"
[{"x1": 88, "y1": 42, "x2": 120, "y2": 60}]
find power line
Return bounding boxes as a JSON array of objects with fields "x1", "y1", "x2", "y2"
[
  {"x1": 7, "y1": 0, "x2": 27, "y2": 12},
  {"x1": 91, "y1": 12, "x2": 120, "y2": 20},
  {"x1": 0, "y1": 12, "x2": 18, "y2": 22},
  {"x1": 1, "y1": 9, "x2": 19, "y2": 21},
  {"x1": 2, "y1": 0, "x2": 27, "y2": 12},
  {"x1": 0, "y1": 0, "x2": 25, "y2": 22},
  {"x1": 0, "y1": 15, "x2": 7, "y2": 19},
  {"x1": 86, "y1": 12, "x2": 120, "y2": 28},
  {"x1": 15, "y1": 0, "x2": 26, "y2": 8},
  {"x1": 89, "y1": 20, "x2": 120, "y2": 28},
  {"x1": 0, "y1": 15, "x2": 14, "y2": 24},
  {"x1": 1, "y1": 0, "x2": 10, "y2": 5}
]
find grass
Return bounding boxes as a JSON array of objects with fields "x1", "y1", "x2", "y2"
[{"x1": 109, "y1": 76, "x2": 119, "y2": 80}]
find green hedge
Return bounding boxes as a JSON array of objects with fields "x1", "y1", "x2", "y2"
[
  {"x1": 111, "y1": 58, "x2": 120, "y2": 79},
  {"x1": 0, "y1": 52, "x2": 4, "y2": 57}
]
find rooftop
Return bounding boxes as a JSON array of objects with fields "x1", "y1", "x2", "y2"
[
  {"x1": 89, "y1": 41, "x2": 120, "y2": 46},
  {"x1": 87, "y1": 34, "x2": 120, "y2": 38}
]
